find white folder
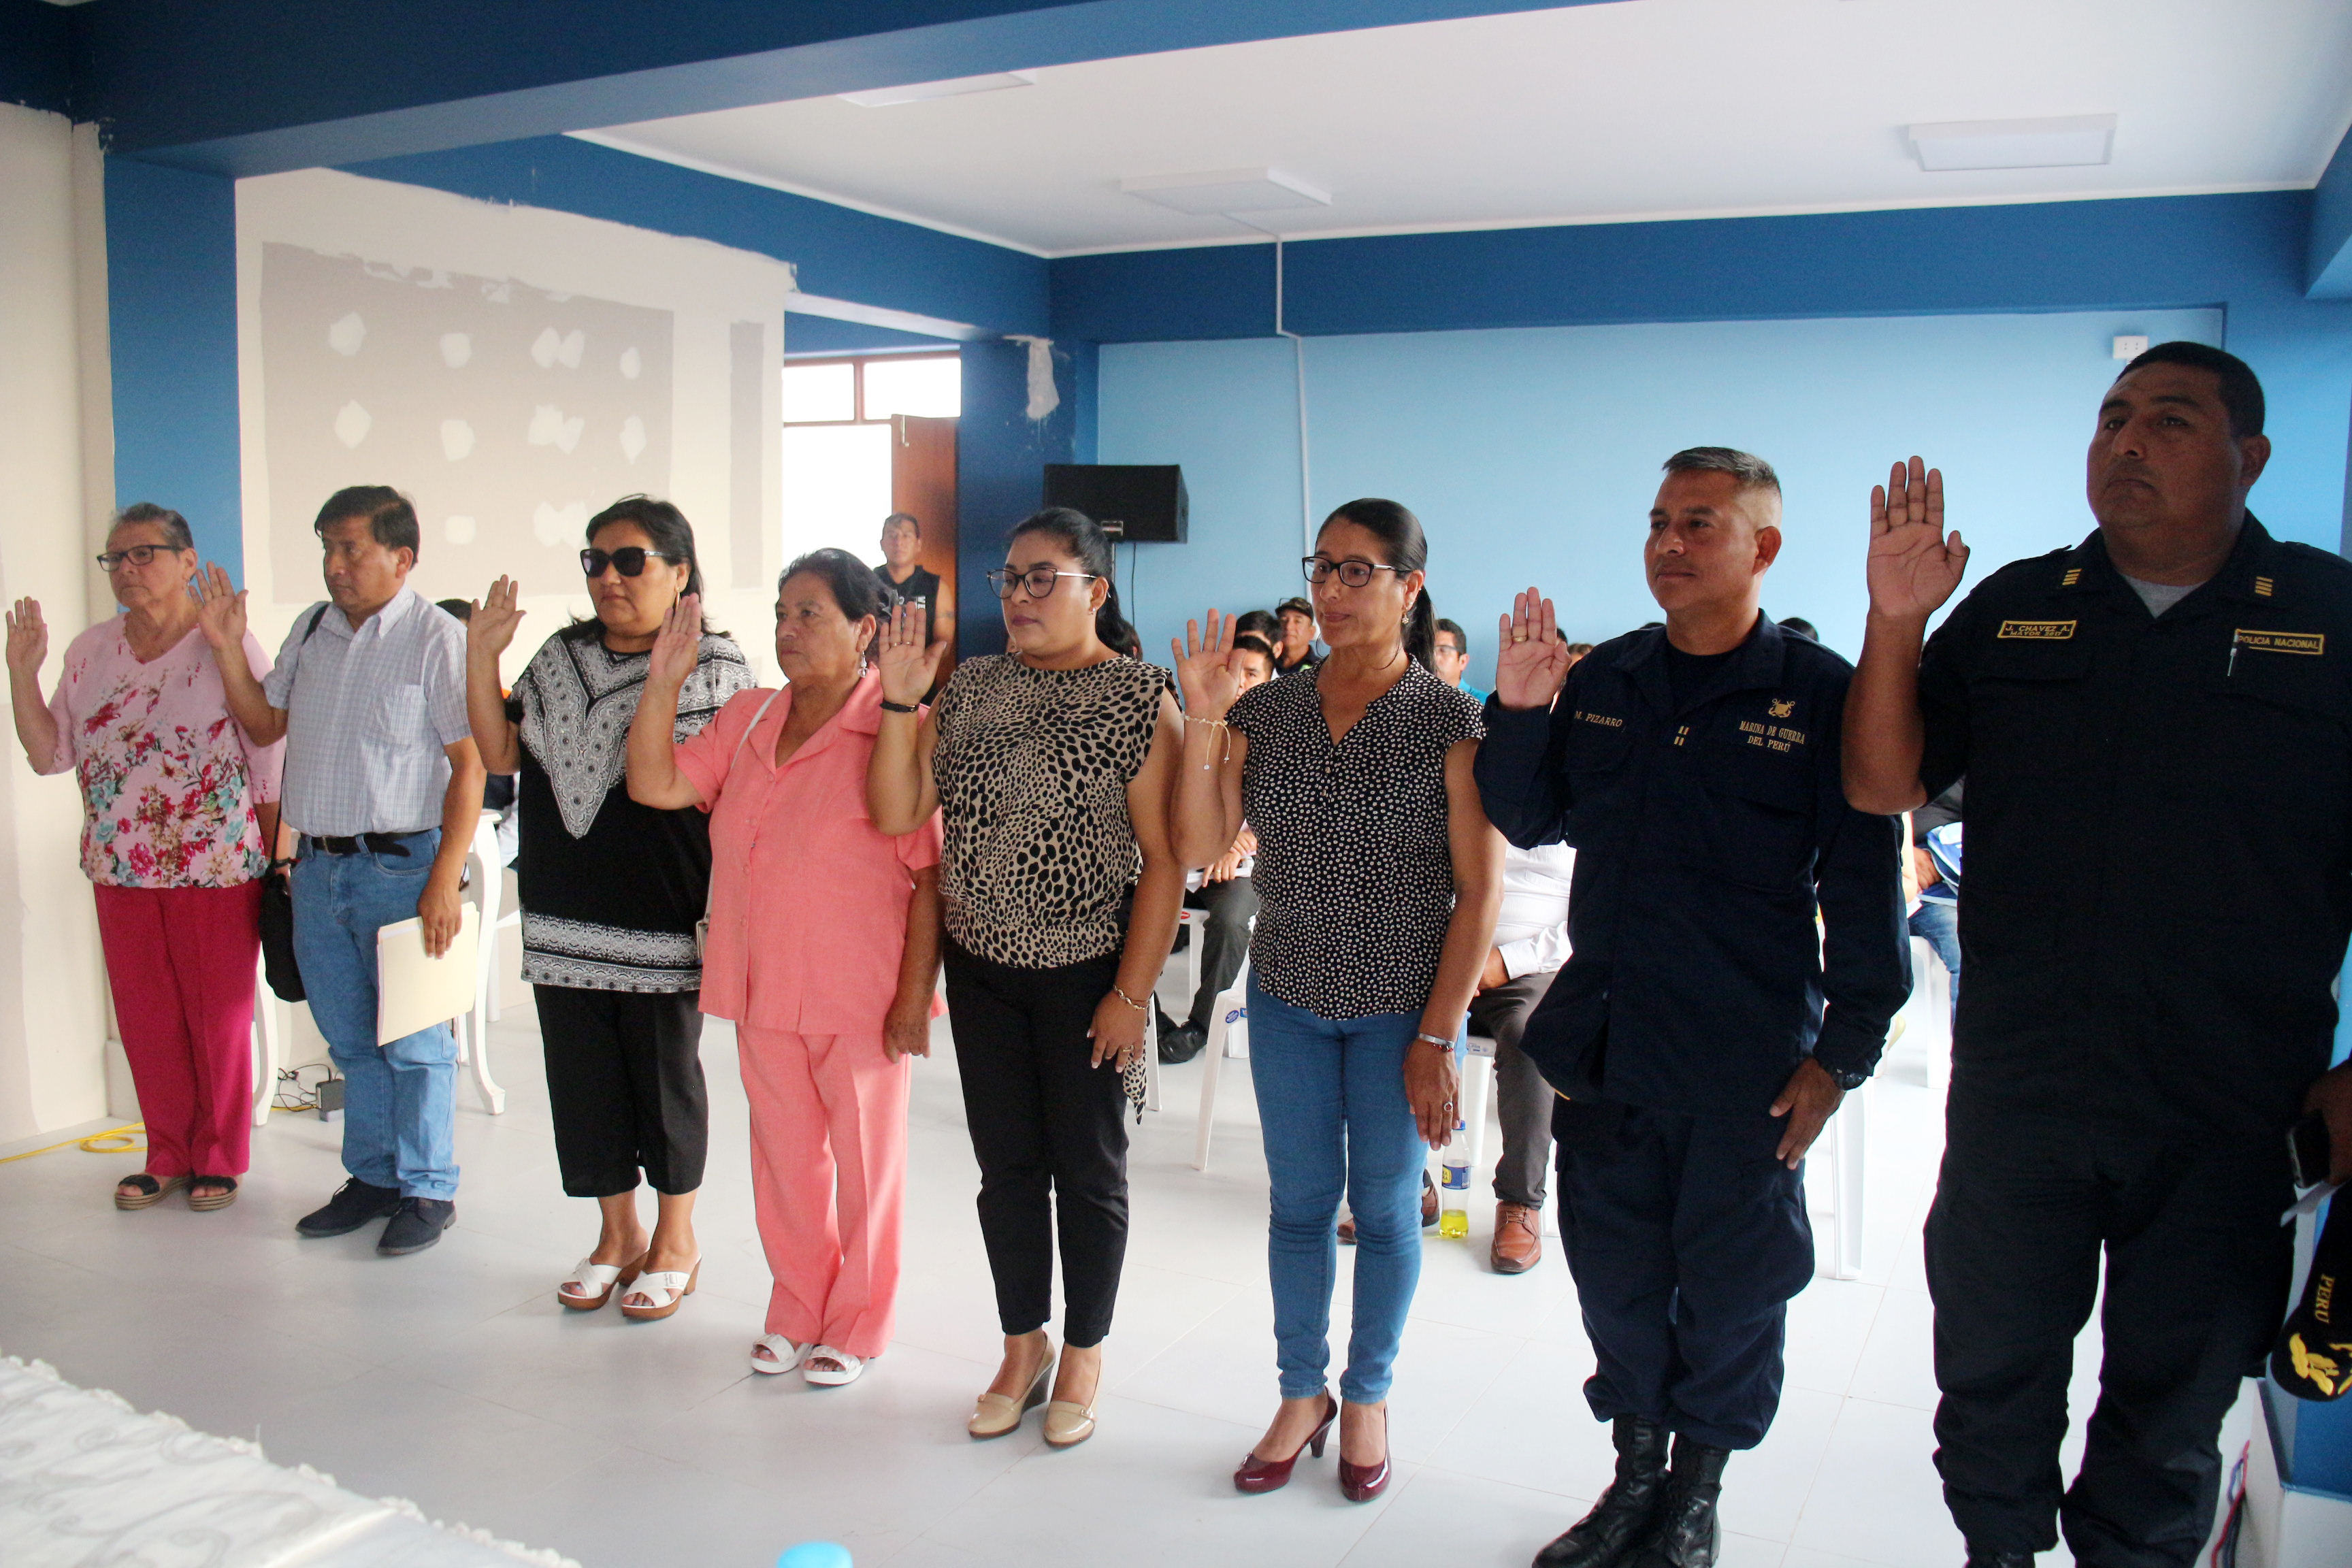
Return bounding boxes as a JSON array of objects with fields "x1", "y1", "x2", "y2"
[{"x1": 375, "y1": 904, "x2": 480, "y2": 1045}]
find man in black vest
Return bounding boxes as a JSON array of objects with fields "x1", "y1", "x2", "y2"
[
  {"x1": 1844, "y1": 342, "x2": 2352, "y2": 1568},
  {"x1": 1479, "y1": 447, "x2": 1908, "y2": 1568}
]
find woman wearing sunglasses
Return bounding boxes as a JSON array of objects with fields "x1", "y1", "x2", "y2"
[
  {"x1": 868, "y1": 507, "x2": 1184, "y2": 1448},
  {"x1": 1171, "y1": 500, "x2": 1503, "y2": 1502},
  {"x1": 463, "y1": 496, "x2": 752, "y2": 1320},
  {"x1": 5, "y1": 504, "x2": 284, "y2": 1213}
]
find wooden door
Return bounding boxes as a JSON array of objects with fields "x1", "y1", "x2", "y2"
[{"x1": 892, "y1": 414, "x2": 958, "y2": 675}]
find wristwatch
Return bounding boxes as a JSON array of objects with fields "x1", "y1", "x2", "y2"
[{"x1": 1823, "y1": 1064, "x2": 1869, "y2": 1092}]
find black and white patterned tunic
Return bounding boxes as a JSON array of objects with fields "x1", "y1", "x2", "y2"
[
  {"x1": 1228, "y1": 659, "x2": 1485, "y2": 1019},
  {"x1": 506, "y1": 623, "x2": 754, "y2": 991},
  {"x1": 931, "y1": 653, "x2": 1167, "y2": 969}
]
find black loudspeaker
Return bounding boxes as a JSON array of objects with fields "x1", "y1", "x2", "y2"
[{"x1": 1043, "y1": 463, "x2": 1188, "y2": 543}]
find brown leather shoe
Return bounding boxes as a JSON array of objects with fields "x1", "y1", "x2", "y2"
[{"x1": 1490, "y1": 1201, "x2": 1542, "y2": 1274}]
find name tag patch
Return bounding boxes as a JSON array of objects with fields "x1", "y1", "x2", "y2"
[
  {"x1": 1575, "y1": 710, "x2": 1624, "y2": 728},
  {"x1": 1997, "y1": 619, "x2": 2076, "y2": 640},
  {"x1": 2234, "y1": 629, "x2": 2325, "y2": 657}
]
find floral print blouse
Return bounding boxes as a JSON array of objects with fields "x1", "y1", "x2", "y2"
[{"x1": 39, "y1": 620, "x2": 283, "y2": 888}]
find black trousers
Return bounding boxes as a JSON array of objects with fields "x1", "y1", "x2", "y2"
[
  {"x1": 531, "y1": 985, "x2": 708, "y2": 1197},
  {"x1": 1927, "y1": 1102, "x2": 2293, "y2": 1565},
  {"x1": 1181, "y1": 875, "x2": 1258, "y2": 1029},
  {"x1": 1555, "y1": 1100, "x2": 1813, "y2": 1450},
  {"x1": 943, "y1": 938, "x2": 1130, "y2": 1348},
  {"x1": 1471, "y1": 970, "x2": 1560, "y2": 1208}
]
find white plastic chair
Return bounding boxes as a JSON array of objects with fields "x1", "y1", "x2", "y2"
[
  {"x1": 1819, "y1": 1077, "x2": 1870, "y2": 1280},
  {"x1": 1910, "y1": 932, "x2": 1954, "y2": 1097},
  {"x1": 1459, "y1": 1032, "x2": 1498, "y2": 1181},
  {"x1": 250, "y1": 949, "x2": 282, "y2": 1127},
  {"x1": 451, "y1": 812, "x2": 508, "y2": 1114},
  {"x1": 1191, "y1": 954, "x2": 1252, "y2": 1172}
]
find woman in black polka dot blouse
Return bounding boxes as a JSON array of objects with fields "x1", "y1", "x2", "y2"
[
  {"x1": 1172, "y1": 499, "x2": 1505, "y2": 1502},
  {"x1": 870, "y1": 507, "x2": 1186, "y2": 1452}
]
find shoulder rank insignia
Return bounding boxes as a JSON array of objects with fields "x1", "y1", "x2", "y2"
[
  {"x1": 2255, "y1": 576, "x2": 2276, "y2": 597},
  {"x1": 2061, "y1": 568, "x2": 2082, "y2": 587},
  {"x1": 1997, "y1": 619, "x2": 2076, "y2": 640},
  {"x1": 1767, "y1": 698, "x2": 1795, "y2": 718}
]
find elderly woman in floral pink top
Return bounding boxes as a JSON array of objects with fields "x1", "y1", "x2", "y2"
[{"x1": 5, "y1": 504, "x2": 282, "y2": 1211}]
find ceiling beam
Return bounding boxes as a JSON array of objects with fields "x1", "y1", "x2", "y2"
[
  {"x1": 2308, "y1": 120, "x2": 2352, "y2": 298},
  {"x1": 74, "y1": 0, "x2": 1620, "y2": 177}
]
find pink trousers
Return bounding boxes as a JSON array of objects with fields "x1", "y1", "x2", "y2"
[
  {"x1": 737, "y1": 1024, "x2": 911, "y2": 1358},
  {"x1": 93, "y1": 882, "x2": 261, "y2": 1179}
]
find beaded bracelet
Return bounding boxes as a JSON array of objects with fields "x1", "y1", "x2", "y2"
[{"x1": 1111, "y1": 985, "x2": 1149, "y2": 1013}]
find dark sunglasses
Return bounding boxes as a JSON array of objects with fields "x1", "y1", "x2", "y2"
[{"x1": 581, "y1": 547, "x2": 676, "y2": 578}]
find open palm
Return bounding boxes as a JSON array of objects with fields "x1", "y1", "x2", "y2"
[
  {"x1": 1866, "y1": 458, "x2": 1967, "y2": 621},
  {"x1": 193, "y1": 564, "x2": 247, "y2": 651},
  {"x1": 5, "y1": 598, "x2": 46, "y2": 678},
  {"x1": 1493, "y1": 588, "x2": 1575, "y2": 711},
  {"x1": 470, "y1": 576, "x2": 528, "y2": 661},
  {"x1": 875, "y1": 601, "x2": 945, "y2": 706},
  {"x1": 647, "y1": 593, "x2": 703, "y2": 688},
  {"x1": 1172, "y1": 610, "x2": 1245, "y2": 721}
]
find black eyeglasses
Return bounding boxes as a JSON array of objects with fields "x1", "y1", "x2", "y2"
[
  {"x1": 985, "y1": 566, "x2": 1098, "y2": 601},
  {"x1": 581, "y1": 547, "x2": 676, "y2": 578},
  {"x1": 1302, "y1": 555, "x2": 1403, "y2": 588},
  {"x1": 96, "y1": 544, "x2": 181, "y2": 570}
]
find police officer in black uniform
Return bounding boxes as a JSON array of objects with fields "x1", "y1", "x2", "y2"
[
  {"x1": 1478, "y1": 446, "x2": 1909, "y2": 1568},
  {"x1": 1844, "y1": 342, "x2": 2352, "y2": 1568}
]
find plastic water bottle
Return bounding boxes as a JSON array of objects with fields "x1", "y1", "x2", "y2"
[
  {"x1": 777, "y1": 1544, "x2": 853, "y2": 1568},
  {"x1": 1438, "y1": 1122, "x2": 1471, "y2": 1239}
]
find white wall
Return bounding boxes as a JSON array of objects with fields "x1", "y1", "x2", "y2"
[
  {"x1": 0, "y1": 104, "x2": 116, "y2": 1143},
  {"x1": 235, "y1": 169, "x2": 796, "y2": 683}
]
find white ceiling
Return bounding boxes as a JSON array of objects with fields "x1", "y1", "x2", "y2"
[{"x1": 581, "y1": 0, "x2": 2352, "y2": 259}]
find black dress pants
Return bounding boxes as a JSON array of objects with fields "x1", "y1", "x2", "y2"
[
  {"x1": 531, "y1": 985, "x2": 708, "y2": 1197},
  {"x1": 1555, "y1": 1100, "x2": 1813, "y2": 1450},
  {"x1": 1471, "y1": 970, "x2": 1559, "y2": 1209},
  {"x1": 943, "y1": 938, "x2": 1130, "y2": 1348},
  {"x1": 1927, "y1": 1102, "x2": 2293, "y2": 1566},
  {"x1": 1181, "y1": 874, "x2": 1258, "y2": 1029}
]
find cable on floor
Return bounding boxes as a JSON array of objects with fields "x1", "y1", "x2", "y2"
[{"x1": 0, "y1": 1123, "x2": 147, "y2": 1164}]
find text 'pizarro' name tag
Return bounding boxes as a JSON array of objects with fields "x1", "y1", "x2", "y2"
[
  {"x1": 2234, "y1": 629, "x2": 2325, "y2": 657},
  {"x1": 1997, "y1": 619, "x2": 2076, "y2": 640}
]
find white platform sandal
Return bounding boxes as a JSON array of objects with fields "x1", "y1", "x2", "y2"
[
  {"x1": 618, "y1": 1257, "x2": 700, "y2": 1321},
  {"x1": 751, "y1": 1335, "x2": 810, "y2": 1375},
  {"x1": 557, "y1": 1254, "x2": 644, "y2": 1311},
  {"x1": 802, "y1": 1345, "x2": 866, "y2": 1386}
]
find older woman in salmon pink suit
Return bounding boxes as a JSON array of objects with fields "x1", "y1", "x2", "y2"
[{"x1": 627, "y1": 549, "x2": 943, "y2": 1388}]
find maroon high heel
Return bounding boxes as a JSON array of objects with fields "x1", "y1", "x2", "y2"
[
  {"x1": 1337, "y1": 1404, "x2": 1392, "y2": 1503},
  {"x1": 1235, "y1": 1393, "x2": 1339, "y2": 1494}
]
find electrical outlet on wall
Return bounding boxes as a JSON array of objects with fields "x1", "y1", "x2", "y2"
[{"x1": 2112, "y1": 335, "x2": 2150, "y2": 360}]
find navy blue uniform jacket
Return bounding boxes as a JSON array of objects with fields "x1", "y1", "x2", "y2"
[{"x1": 1474, "y1": 617, "x2": 1910, "y2": 1119}]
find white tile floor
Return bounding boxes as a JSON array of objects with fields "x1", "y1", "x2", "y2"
[{"x1": 0, "y1": 964, "x2": 2249, "y2": 1568}]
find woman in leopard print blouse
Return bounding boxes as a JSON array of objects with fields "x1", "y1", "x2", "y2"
[{"x1": 869, "y1": 507, "x2": 1184, "y2": 1450}]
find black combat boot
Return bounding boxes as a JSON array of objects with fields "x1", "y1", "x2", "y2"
[
  {"x1": 1627, "y1": 1435, "x2": 1729, "y2": 1567},
  {"x1": 1533, "y1": 1416, "x2": 1670, "y2": 1567}
]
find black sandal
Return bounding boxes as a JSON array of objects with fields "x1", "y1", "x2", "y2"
[
  {"x1": 189, "y1": 1175, "x2": 240, "y2": 1212},
  {"x1": 116, "y1": 1173, "x2": 189, "y2": 1211}
]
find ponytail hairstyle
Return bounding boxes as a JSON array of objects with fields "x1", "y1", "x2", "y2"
[
  {"x1": 1009, "y1": 506, "x2": 1131, "y2": 651},
  {"x1": 1320, "y1": 497, "x2": 1434, "y2": 668}
]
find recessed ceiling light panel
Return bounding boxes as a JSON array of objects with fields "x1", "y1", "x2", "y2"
[
  {"x1": 1120, "y1": 167, "x2": 1332, "y2": 215},
  {"x1": 839, "y1": 71, "x2": 1035, "y2": 108},
  {"x1": 1908, "y1": 114, "x2": 2117, "y2": 172}
]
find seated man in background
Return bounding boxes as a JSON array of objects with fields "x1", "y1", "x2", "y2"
[
  {"x1": 1908, "y1": 781, "x2": 1961, "y2": 1023},
  {"x1": 875, "y1": 511, "x2": 941, "y2": 628},
  {"x1": 1433, "y1": 617, "x2": 1488, "y2": 702},
  {"x1": 1273, "y1": 595, "x2": 1325, "y2": 676},
  {"x1": 1476, "y1": 838, "x2": 1575, "y2": 1275},
  {"x1": 1157, "y1": 632, "x2": 1275, "y2": 1064}
]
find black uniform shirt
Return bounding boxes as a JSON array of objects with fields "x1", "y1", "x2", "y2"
[
  {"x1": 1915, "y1": 514, "x2": 2352, "y2": 1137},
  {"x1": 878, "y1": 564, "x2": 943, "y2": 630},
  {"x1": 1475, "y1": 616, "x2": 1909, "y2": 1119}
]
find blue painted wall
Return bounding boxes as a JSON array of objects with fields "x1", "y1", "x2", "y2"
[
  {"x1": 1060, "y1": 193, "x2": 2352, "y2": 559},
  {"x1": 104, "y1": 159, "x2": 244, "y2": 578},
  {"x1": 0, "y1": 0, "x2": 69, "y2": 114},
  {"x1": 956, "y1": 338, "x2": 1081, "y2": 658},
  {"x1": 784, "y1": 314, "x2": 956, "y2": 358},
  {"x1": 1098, "y1": 308, "x2": 2225, "y2": 684}
]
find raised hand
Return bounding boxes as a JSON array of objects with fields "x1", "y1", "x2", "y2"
[
  {"x1": 193, "y1": 564, "x2": 247, "y2": 651},
  {"x1": 1171, "y1": 610, "x2": 1245, "y2": 721},
  {"x1": 469, "y1": 576, "x2": 527, "y2": 664},
  {"x1": 876, "y1": 601, "x2": 945, "y2": 706},
  {"x1": 647, "y1": 592, "x2": 703, "y2": 689},
  {"x1": 4, "y1": 598, "x2": 47, "y2": 679},
  {"x1": 1492, "y1": 588, "x2": 1576, "y2": 711},
  {"x1": 1866, "y1": 458, "x2": 1967, "y2": 623}
]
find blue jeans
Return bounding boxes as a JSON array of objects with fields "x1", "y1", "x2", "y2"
[
  {"x1": 1247, "y1": 979, "x2": 1428, "y2": 1403},
  {"x1": 1910, "y1": 898, "x2": 1960, "y2": 1024},
  {"x1": 292, "y1": 830, "x2": 460, "y2": 1200}
]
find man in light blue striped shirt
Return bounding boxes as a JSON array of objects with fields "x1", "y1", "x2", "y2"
[{"x1": 203, "y1": 486, "x2": 485, "y2": 1258}]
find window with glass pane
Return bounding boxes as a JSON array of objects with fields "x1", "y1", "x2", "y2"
[
  {"x1": 780, "y1": 361, "x2": 855, "y2": 423},
  {"x1": 863, "y1": 356, "x2": 961, "y2": 419}
]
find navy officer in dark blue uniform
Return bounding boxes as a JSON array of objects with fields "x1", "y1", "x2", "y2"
[
  {"x1": 1844, "y1": 342, "x2": 2352, "y2": 1568},
  {"x1": 1477, "y1": 446, "x2": 1908, "y2": 1568}
]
